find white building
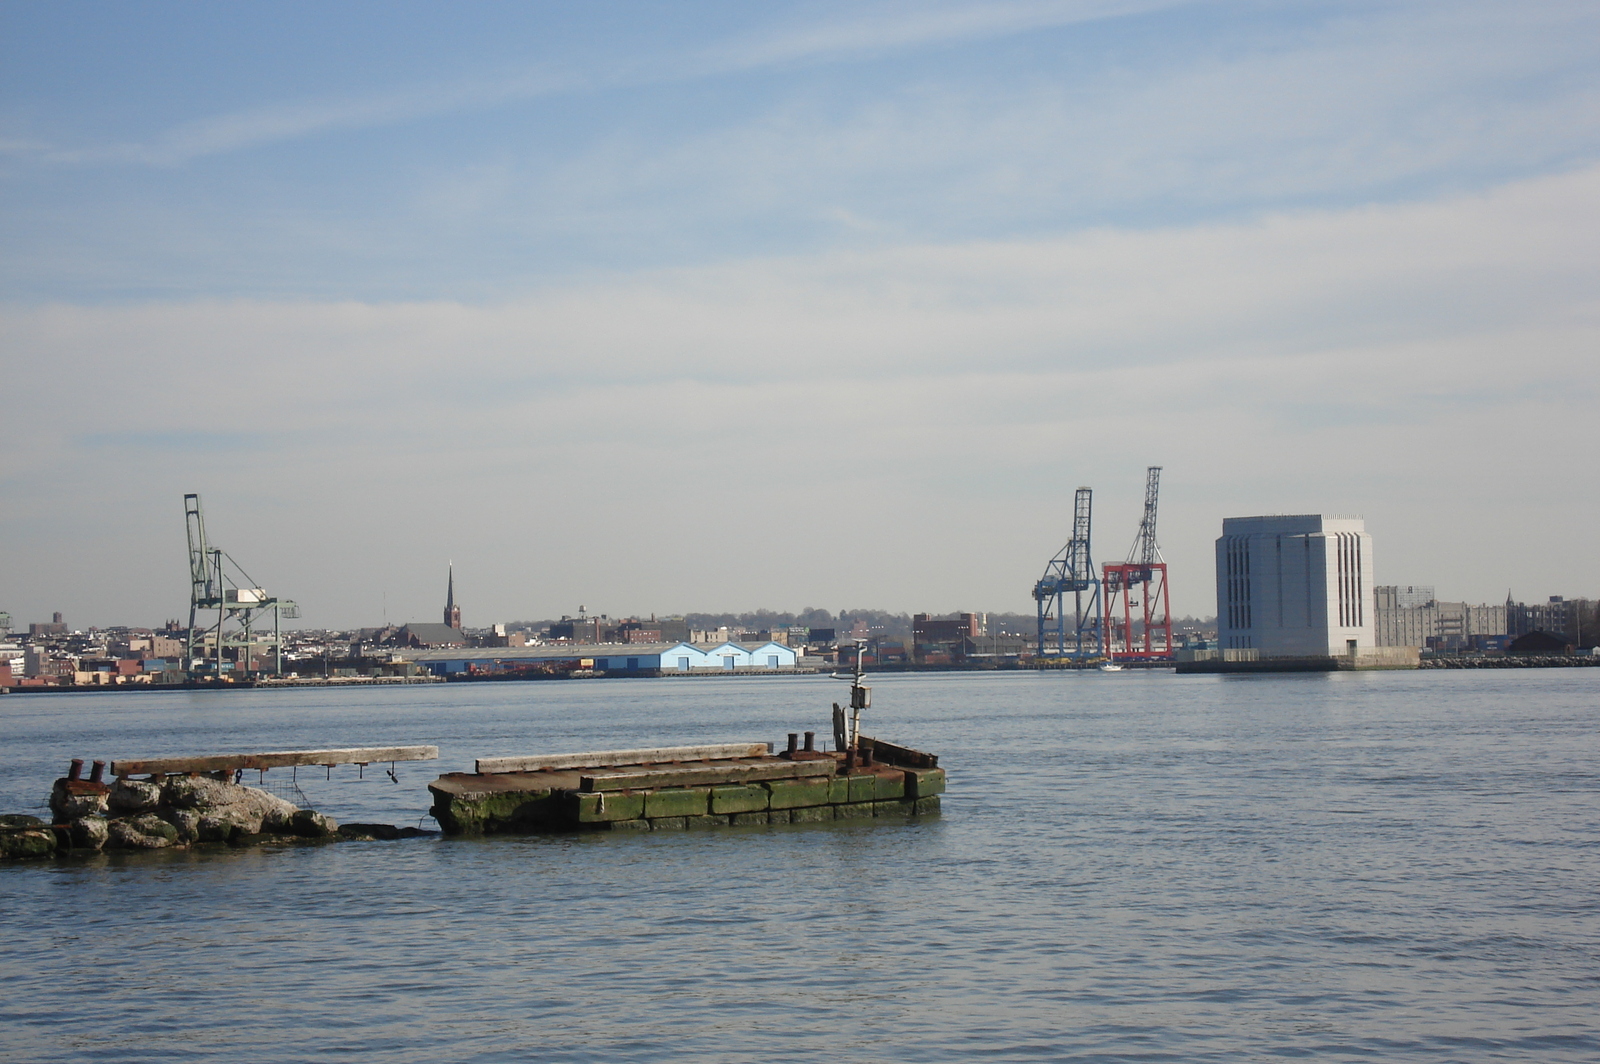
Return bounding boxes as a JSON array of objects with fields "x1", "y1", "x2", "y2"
[
  {"x1": 406, "y1": 640, "x2": 798, "y2": 676},
  {"x1": 1216, "y1": 515, "x2": 1375, "y2": 658}
]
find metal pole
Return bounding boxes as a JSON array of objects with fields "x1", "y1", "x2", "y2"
[
  {"x1": 215, "y1": 548, "x2": 225, "y2": 677},
  {"x1": 850, "y1": 643, "x2": 864, "y2": 751}
]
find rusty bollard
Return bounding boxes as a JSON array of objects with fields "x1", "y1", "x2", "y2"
[
  {"x1": 90, "y1": 760, "x2": 107, "y2": 784},
  {"x1": 786, "y1": 733, "x2": 799, "y2": 756},
  {"x1": 67, "y1": 759, "x2": 84, "y2": 781},
  {"x1": 803, "y1": 732, "x2": 815, "y2": 752}
]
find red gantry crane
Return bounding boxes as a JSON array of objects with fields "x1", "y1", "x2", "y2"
[{"x1": 1102, "y1": 467, "x2": 1173, "y2": 661}]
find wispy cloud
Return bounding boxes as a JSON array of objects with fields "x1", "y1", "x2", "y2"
[
  {"x1": 8, "y1": 0, "x2": 1596, "y2": 307},
  {"x1": 708, "y1": 0, "x2": 1186, "y2": 68},
  {"x1": 5, "y1": 0, "x2": 1187, "y2": 167},
  {"x1": 28, "y1": 68, "x2": 584, "y2": 167}
]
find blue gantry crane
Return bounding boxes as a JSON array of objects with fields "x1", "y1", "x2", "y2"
[{"x1": 1034, "y1": 486, "x2": 1103, "y2": 660}]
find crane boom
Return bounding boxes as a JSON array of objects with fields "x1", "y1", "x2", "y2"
[
  {"x1": 1104, "y1": 465, "x2": 1173, "y2": 661},
  {"x1": 184, "y1": 493, "x2": 213, "y2": 605},
  {"x1": 1127, "y1": 466, "x2": 1163, "y2": 566}
]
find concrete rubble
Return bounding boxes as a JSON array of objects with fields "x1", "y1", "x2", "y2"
[{"x1": 1, "y1": 771, "x2": 361, "y2": 861}]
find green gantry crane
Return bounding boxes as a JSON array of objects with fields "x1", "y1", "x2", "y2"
[{"x1": 184, "y1": 493, "x2": 299, "y2": 679}]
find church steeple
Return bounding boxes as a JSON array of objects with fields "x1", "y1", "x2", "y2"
[{"x1": 444, "y1": 564, "x2": 462, "y2": 629}]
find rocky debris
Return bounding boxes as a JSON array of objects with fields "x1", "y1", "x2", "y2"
[
  {"x1": 69, "y1": 815, "x2": 110, "y2": 851},
  {"x1": 107, "y1": 814, "x2": 180, "y2": 849},
  {"x1": 6, "y1": 772, "x2": 326, "y2": 858},
  {"x1": 4, "y1": 771, "x2": 427, "y2": 860},
  {"x1": 50, "y1": 780, "x2": 110, "y2": 820},
  {"x1": 107, "y1": 778, "x2": 164, "y2": 815},
  {"x1": 1, "y1": 815, "x2": 57, "y2": 860},
  {"x1": 0, "y1": 814, "x2": 46, "y2": 830},
  {"x1": 1421, "y1": 655, "x2": 1600, "y2": 669},
  {"x1": 161, "y1": 808, "x2": 201, "y2": 843},
  {"x1": 163, "y1": 775, "x2": 298, "y2": 832},
  {"x1": 285, "y1": 810, "x2": 340, "y2": 838},
  {"x1": 338, "y1": 822, "x2": 435, "y2": 841}
]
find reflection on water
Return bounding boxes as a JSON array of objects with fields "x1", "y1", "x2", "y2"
[{"x1": 3, "y1": 669, "x2": 1598, "y2": 1062}]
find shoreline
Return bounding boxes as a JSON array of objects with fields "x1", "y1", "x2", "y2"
[{"x1": 3, "y1": 654, "x2": 1597, "y2": 695}]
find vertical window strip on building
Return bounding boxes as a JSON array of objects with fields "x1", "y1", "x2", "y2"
[
  {"x1": 1333, "y1": 532, "x2": 1362, "y2": 629},
  {"x1": 1354, "y1": 536, "x2": 1364, "y2": 627},
  {"x1": 1224, "y1": 537, "x2": 1252, "y2": 632},
  {"x1": 1333, "y1": 536, "x2": 1342, "y2": 627}
]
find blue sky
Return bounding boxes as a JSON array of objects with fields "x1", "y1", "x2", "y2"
[{"x1": 2, "y1": 1, "x2": 1597, "y2": 627}]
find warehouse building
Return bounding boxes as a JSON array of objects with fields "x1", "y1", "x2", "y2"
[
  {"x1": 1373, "y1": 586, "x2": 1507, "y2": 650},
  {"x1": 406, "y1": 640, "x2": 799, "y2": 676}
]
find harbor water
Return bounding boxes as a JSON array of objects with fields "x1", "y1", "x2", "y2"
[{"x1": 2, "y1": 669, "x2": 1598, "y2": 1062}]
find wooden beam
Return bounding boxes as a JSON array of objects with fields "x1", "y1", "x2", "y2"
[
  {"x1": 112, "y1": 746, "x2": 439, "y2": 776},
  {"x1": 858, "y1": 736, "x2": 938, "y2": 768},
  {"x1": 475, "y1": 742, "x2": 770, "y2": 775},
  {"x1": 580, "y1": 758, "x2": 837, "y2": 792}
]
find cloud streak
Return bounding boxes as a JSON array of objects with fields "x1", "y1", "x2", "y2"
[
  {"x1": 7, "y1": 0, "x2": 1597, "y2": 309},
  {"x1": 0, "y1": 1, "x2": 1201, "y2": 167}
]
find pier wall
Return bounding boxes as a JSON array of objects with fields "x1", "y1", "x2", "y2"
[{"x1": 430, "y1": 759, "x2": 945, "y2": 835}]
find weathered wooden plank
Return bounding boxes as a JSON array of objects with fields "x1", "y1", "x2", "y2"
[
  {"x1": 858, "y1": 736, "x2": 938, "y2": 768},
  {"x1": 475, "y1": 743, "x2": 769, "y2": 775},
  {"x1": 579, "y1": 758, "x2": 837, "y2": 792},
  {"x1": 112, "y1": 746, "x2": 439, "y2": 776}
]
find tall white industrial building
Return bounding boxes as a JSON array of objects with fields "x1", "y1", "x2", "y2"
[{"x1": 1216, "y1": 515, "x2": 1375, "y2": 658}]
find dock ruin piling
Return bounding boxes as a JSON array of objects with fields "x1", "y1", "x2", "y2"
[{"x1": 429, "y1": 737, "x2": 944, "y2": 836}]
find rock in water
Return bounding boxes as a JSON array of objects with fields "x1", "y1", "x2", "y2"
[
  {"x1": 69, "y1": 816, "x2": 111, "y2": 851},
  {"x1": 49, "y1": 781, "x2": 109, "y2": 820},
  {"x1": 161, "y1": 808, "x2": 201, "y2": 843},
  {"x1": 162, "y1": 776, "x2": 297, "y2": 834},
  {"x1": 0, "y1": 814, "x2": 47, "y2": 830},
  {"x1": 286, "y1": 810, "x2": 339, "y2": 838},
  {"x1": 108, "y1": 778, "x2": 163, "y2": 815},
  {"x1": 106, "y1": 815, "x2": 180, "y2": 850},
  {"x1": 196, "y1": 815, "x2": 243, "y2": 844},
  {"x1": 0, "y1": 829, "x2": 57, "y2": 860}
]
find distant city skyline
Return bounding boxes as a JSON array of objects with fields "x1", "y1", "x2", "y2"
[{"x1": 3, "y1": 2, "x2": 1597, "y2": 628}]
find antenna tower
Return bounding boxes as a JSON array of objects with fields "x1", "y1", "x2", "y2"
[
  {"x1": 1101, "y1": 467, "x2": 1173, "y2": 660},
  {"x1": 184, "y1": 493, "x2": 299, "y2": 679},
  {"x1": 1033, "y1": 486, "x2": 1103, "y2": 660}
]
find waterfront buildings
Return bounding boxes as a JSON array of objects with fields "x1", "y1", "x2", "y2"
[
  {"x1": 404, "y1": 640, "x2": 800, "y2": 676},
  {"x1": 1507, "y1": 596, "x2": 1591, "y2": 645},
  {"x1": 1373, "y1": 586, "x2": 1507, "y2": 650},
  {"x1": 1215, "y1": 515, "x2": 1376, "y2": 658}
]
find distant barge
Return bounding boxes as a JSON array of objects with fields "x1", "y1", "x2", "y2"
[{"x1": 429, "y1": 736, "x2": 944, "y2": 834}]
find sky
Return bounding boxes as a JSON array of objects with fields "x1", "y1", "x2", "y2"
[{"x1": 2, "y1": 0, "x2": 1597, "y2": 630}]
